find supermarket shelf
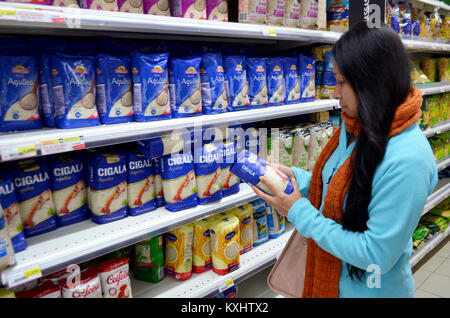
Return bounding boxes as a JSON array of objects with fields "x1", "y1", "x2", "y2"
[
  {"x1": 131, "y1": 224, "x2": 294, "y2": 298},
  {"x1": 436, "y1": 156, "x2": 450, "y2": 171},
  {"x1": 422, "y1": 179, "x2": 449, "y2": 216},
  {"x1": 410, "y1": 227, "x2": 449, "y2": 268},
  {"x1": 416, "y1": 82, "x2": 450, "y2": 95},
  {"x1": 414, "y1": 0, "x2": 450, "y2": 11},
  {"x1": 0, "y1": 99, "x2": 339, "y2": 162},
  {"x1": 0, "y1": 183, "x2": 258, "y2": 288},
  {"x1": 423, "y1": 120, "x2": 450, "y2": 138}
]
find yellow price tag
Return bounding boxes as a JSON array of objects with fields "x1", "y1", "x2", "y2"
[
  {"x1": 24, "y1": 266, "x2": 41, "y2": 278},
  {"x1": 263, "y1": 29, "x2": 277, "y2": 37},
  {"x1": 18, "y1": 145, "x2": 36, "y2": 155},
  {"x1": 62, "y1": 136, "x2": 81, "y2": 143},
  {"x1": 0, "y1": 9, "x2": 15, "y2": 16}
]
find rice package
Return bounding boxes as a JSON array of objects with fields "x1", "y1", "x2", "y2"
[
  {"x1": 266, "y1": 203, "x2": 285, "y2": 239},
  {"x1": 47, "y1": 0, "x2": 79, "y2": 7},
  {"x1": 192, "y1": 218, "x2": 213, "y2": 273},
  {"x1": 206, "y1": 0, "x2": 228, "y2": 21},
  {"x1": 134, "y1": 235, "x2": 165, "y2": 283},
  {"x1": 326, "y1": 0, "x2": 349, "y2": 32},
  {"x1": 61, "y1": 268, "x2": 102, "y2": 298},
  {"x1": 283, "y1": 56, "x2": 300, "y2": 104},
  {"x1": 246, "y1": 57, "x2": 268, "y2": 108},
  {"x1": 209, "y1": 215, "x2": 240, "y2": 275},
  {"x1": 266, "y1": 0, "x2": 285, "y2": 26},
  {"x1": 283, "y1": 0, "x2": 300, "y2": 27},
  {"x1": 143, "y1": 0, "x2": 171, "y2": 15},
  {"x1": 0, "y1": 209, "x2": 14, "y2": 269},
  {"x1": 78, "y1": 0, "x2": 119, "y2": 11},
  {"x1": 98, "y1": 258, "x2": 132, "y2": 298},
  {"x1": 169, "y1": 56, "x2": 203, "y2": 117},
  {"x1": 229, "y1": 203, "x2": 253, "y2": 254},
  {"x1": 0, "y1": 56, "x2": 42, "y2": 132},
  {"x1": 291, "y1": 127, "x2": 310, "y2": 170},
  {"x1": 251, "y1": 199, "x2": 268, "y2": 246},
  {"x1": 153, "y1": 158, "x2": 165, "y2": 207},
  {"x1": 16, "y1": 280, "x2": 61, "y2": 298},
  {"x1": 0, "y1": 175, "x2": 27, "y2": 253},
  {"x1": 320, "y1": 50, "x2": 336, "y2": 99},
  {"x1": 238, "y1": 0, "x2": 267, "y2": 24},
  {"x1": 165, "y1": 223, "x2": 194, "y2": 280},
  {"x1": 171, "y1": 0, "x2": 207, "y2": 19},
  {"x1": 11, "y1": 159, "x2": 57, "y2": 238},
  {"x1": 127, "y1": 151, "x2": 157, "y2": 216},
  {"x1": 278, "y1": 130, "x2": 293, "y2": 167},
  {"x1": 266, "y1": 57, "x2": 285, "y2": 106},
  {"x1": 50, "y1": 53, "x2": 100, "y2": 129},
  {"x1": 221, "y1": 141, "x2": 240, "y2": 197},
  {"x1": 49, "y1": 154, "x2": 88, "y2": 227},
  {"x1": 194, "y1": 143, "x2": 223, "y2": 205},
  {"x1": 95, "y1": 54, "x2": 133, "y2": 124},
  {"x1": 307, "y1": 125, "x2": 322, "y2": 171},
  {"x1": 160, "y1": 152, "x2": 197, "y2": 212},
  {"x1": 298, "y1": 54, "x2": 315, "y2": 102},
  {"x1": 223, "y1": 55, "x2": 250, "y2": 111},
  {"x1": 200, "y1": 52, "x2": 228, "y2": 114},
  {"x1": 299, "y1": 0, "x2": 318, "y2": 29},
  {"x1": 117, "y1": 0, "x2": 143, "y2": 13},
  {"x1": 131, "y1": 52, "x2": 171, "y2": 121},
  {"x1": 137, "y1": 133, "x2": 187, "y2": 159},
  {"x1": 231, "y1": 151, "x2": 294, "y2": 195},
  {"x1": 88, "y1": 152, "x2": 128, "y2": 224}
]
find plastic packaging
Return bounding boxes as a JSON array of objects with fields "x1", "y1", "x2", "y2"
[
  {"x1": 238, "y1": 0, "x2": 267, "y2": 24},
  {"x1": 223, "y1": 55, "x2": 250, "y2": 111},
  {"x1": 171, "y1": 0, "x2": 207, "y2": 19},
  {"x1": 282, "y1": 56, "x2": 300, "y2": 104},
  {"x1": 246, "y1": 57, "x2": 268, "y2": 108},
  {"x1": 165, "y1": 224, "x2": 194, "y2": 280},
  {"x1": 97, "y1": 257, "x2": 132, "y2": 298},
  {"x1": 266, "y1": 57, "x2": 285, "y2": 106},
  {"x1": 117, "y1": 0, "x2": 143, "y2": 13},
  {"x1": 206, "y1": 0, "x2": 228, "y2": 21},
  {"x1": 283, "y1": 0, "x2": 300, "y2": 27},
  {"x1": 143, "y1": 0, "x2": 171, "y2": 15},
  {"x1": 78, "y1": 0, "x2": 119, "y2": 11},
  {"x1": 209, "y1": 215, "x2": 240, "y2": 275},
  {"x1": 266, "y1": 0, "x2": 285, "y2": 26},
  {"x1": 0, "y1": 205, "x2": 15, "y2": 271},
  {"x1": 326, "y1": 0, "x2": 349, "y2": 32},
  {"x1": 194, "y1": 143, "x2": 223, "y2": 204},
  {"x1": 200, "y1": 52, "x2": 228, "y2": 114},
  {"x1": 298, "y1": 54, "x2": 316, "y2": 102},
  {"x1": 134, "y1": 235, "x2": 165, "y2": 283},
  {"x1": 192, "y1": 218, "x2": 213, "y2": 273}
]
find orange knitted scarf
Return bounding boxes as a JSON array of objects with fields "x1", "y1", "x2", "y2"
[{"x1": 302, "y1": 86, "x2": 423, "y2": 298}]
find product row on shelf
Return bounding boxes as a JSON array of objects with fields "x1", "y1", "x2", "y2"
[
  {"x1": 418, "y1": 92, "x2": 448, "y2": 129},
  {"x1": 0, "y1": 198, "x2": 286, "y2": 298},
  {"x1": 412, "y1": 56, "x2": 450, "y2": 83}
]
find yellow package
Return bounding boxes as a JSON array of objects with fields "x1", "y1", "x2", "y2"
[
  {"x1": 422, "y1": 58, "x2": 437, "y2": 83},
  {"x1": 430, "y1": 10, "x2": 442, "y2": 40},
  {"x1": 411, "y1": 62, "x2": 431, "y2": 84},
  {"x1": 209, "y1": 215, "x2": 240, "y2": 275},
  {"x1": 229, "y1": 204, "x2": 254, "y2": 254},
  {"x1": 439, "y1": 16, "x2": 450, "y2": 40},
  {"x1": 437, "y1": 58, "x2": 450, "y2": 82},
  {"x1": 192, "y1": 218, "x2": 212, "y2": 274},
  {"x1": 165, "y1": 224, "x2": 194, "y2": 281},
  {"x1": 439, "y1": 94, "x2": 448, "y2": 122},
  {"x1": 0, "y1": 288, "x2": 15, "y2": 298}
]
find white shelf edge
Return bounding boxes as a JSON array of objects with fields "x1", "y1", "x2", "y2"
[
  {"x1": 423, "y1": 120, "x2": 450, "y2": 138},
  {"x1": 131, "y1": 224, "x2": 294, "y2": 298},
  {"x1": 422, "y1": 181, "x2": 450, "y2": 216},
  {"x1": 436, "y1": 156, "x2": 450, "y2": 172},
  {"x1": 410, "y1": 227, "x2": 450, "y2": 268},
  {"x1": 416, "y1": 82, "x2": 450, "y2": 96}
]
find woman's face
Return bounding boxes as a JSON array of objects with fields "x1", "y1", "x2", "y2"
[{"x1": 332, "y1": 60, "x2": 359, "y2": 118}]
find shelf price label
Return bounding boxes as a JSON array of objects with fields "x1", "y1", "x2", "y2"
[
  {"x1": 40, "y1": 136, "x2": 85, "y2": 155},
  {"x1": 0, "y1": 8, "x2": 16, "y2": 20},
  {"x1": 217, "y1": 277, "x2": 235, "y2": 293},
  {"x1": 262, "y1": 29, "x2": 277, "y2": 37},
  {"x1": 0, "y1": 142, "x2": 37, "y2": 162},
  {"x1": 7, "y1": 264, "x2": 42, "y2": 289}
]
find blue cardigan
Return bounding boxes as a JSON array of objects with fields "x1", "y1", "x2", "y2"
[{"x1": 287, "y1": 121, "x2": 438, "y2": 298}]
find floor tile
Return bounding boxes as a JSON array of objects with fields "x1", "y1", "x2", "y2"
[
  {"x1": 413, "y1": 268, "x2": 433, "y2": 289},
  {"x1": 436, "y1": 240, "x2": 450, "y2": 258},
  {"x1": 420, "y1": 273, "x2": 450, "y2": 298},
  {"x1": 434, "y1": 258, "x2": 450, "y2": 278},
  {"x1": 414, "y1": 289, "x2": 442, "y2": 298},
  {"x1": 421, "y1": 253, "x2": 446, "y2": 272}
]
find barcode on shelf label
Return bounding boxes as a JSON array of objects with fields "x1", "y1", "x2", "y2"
[
  {"x1": 0, "y1": 143, "x2": 37, "y2": 162},
  {"x1": 7, "y1": 264, "x2": 42, "y2": 289},
  {"x1": 0, "y1": 9, "x2": 16, "y2": 20},
  {"x1": 40, "y1": 136, "x2": 85, "y2": 155},
  {"x1": 217, "y1": 277, "x2": 235, "y2": 293}
]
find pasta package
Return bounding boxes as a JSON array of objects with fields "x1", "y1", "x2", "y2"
[
  {"x1": 298, "y1": 54, "x2": 316, "y2": 102},
  {"x1": 194, "y1": 143, "x2": 223, "y2": 204},
  {"x1": 165, "y1": 224, "x2": 194, "y2": 280},
  {"x1": 192, "y1": 218, "x2": 213, "y2": 273},
  {"x1": 437, "y1": 58, "x2": 450, "y2": 82},
  {"x1": 221, "y1": 141, "x2": 240, "y2": 197},
  {"x1": 422, "y1": 58, "x2": 437, "y2": 83},
  {"x1": 209, "y1": 215, "x2": 240, "y2": 275},
  {"x1": 229, "y1": 203, "x2": 253, "y2": 254}
]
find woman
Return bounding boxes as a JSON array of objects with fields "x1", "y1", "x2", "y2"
[{"x1": 252, "y1": 23, "x2": 438, "y2": 298}]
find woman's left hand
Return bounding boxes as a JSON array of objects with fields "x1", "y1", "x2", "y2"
[{"x1": 251, "y1": 176, "x2": 303, "y2": 217}]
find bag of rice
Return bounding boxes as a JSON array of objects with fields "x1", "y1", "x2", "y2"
[
  {"x1": 60, "y1": 267, "x2": 102, "y2": 298},
  {"x1": 127, "y1": 151, "x2": 157, "y2": 216},
  {"x1": 192, "y1": 218, "x2": 213, "y2": 273},
  {"x1": 0, "y1": 205, "x2": 15, "y2": 271},
  {"x1": 228, "y1": 203, "x2": 253, "y2": 254},
  {"x1": 194, "y1": 143, "x2": 223, "y2": 205},
  {"x1": 291, "y1": 127, "x2": 310, "y2": 170},
  {"x1": 238, "y1": 0, "x2": 267, "y2": 24},
  {"x1": 266, "y1": 0, "x2": 285, "y2": 26},
  {"x1": 246, "y1": 57, "x2": 268, "y2": 108},
  {"x1": 0, "y1": 174, "x2": 27, "y2": 253},
  {"x1": 88, "y1": 152, "x2": 128, "y2": 224},
  {"x1": 98, "y1": 257, "x2": 132, "y2": 298},
  {"x1": 283, "y1": 56, "x2": 300, "y2": 104},
  {"x1": 299, "y1": 0, "x2": 318, "y2": 29},
  {"x1": 131, "y1": 52, "x2": 171, "y2": 122},
  {"x1": 221, "y1": 141, "x2": 240, "y2": 197},
  {"x1": 165, "y1": 223, "x2": 194, "y2": 280},
  {"x1": 266, "y1": 57, "x2": 285, "y2": 106},
  {"x1": 307, "y1": 125, "x2": 322, "y2": 171},
  {"x1": 250, "y1": 199, "x2": 269, "y2": 246},
  {"x1": 117, "y1": 0, "x2": 143, "y2": 13},
  {"x1": 230, "y1": 151, "x2": 294, "y2": 196},
  {"x1": 49, "y1": 154, "x2": 88, "y2": 227},
  {"x1": 171, "y1": 0, "x2": 207, "y2": 19},
  {"x1": 78, "y1": 0, "x2": 119, "y2": 10},
  {"x1": 11, "y1": 159, "x2": 57, "y2": 238},
  {"x1": 320, "y1": 50, "x2": 336, "y2": 99},
  {"x1": 143, "y1": 0, "x2": 171, "y2": 15},
  {"x1": 209, "y1": 215, "x2": 240, "y2": 275},
  {"x1": 0, "y1": 55, "x2": 42, "y2": 132},
  {"x1": 134, "y1": 235, "x2": 165, "y2": 283},
  {"x1": 95, "y1": 54, "x2": 133, "y2": 124},
  {"x1": 283, "y1": 0, "x2": 300, "y2": 27},
  {"x1": 298, "y1": 54, "x2": 316, "y2": 102},
  {"x1": 266, "y1": 203, "x2": 285, "y2": 239},
  {"x1": 50, "y1": 53, "x2": 100, "y2": 129},
  {"x1": 200, "y1": 52, "x2": 229, "y2": 114},
  {"x1": 160, "y1": 152, "x2": 198, "y2": 212},
  {"x1": 223, "y1": 55, "x2": 250, "y2": 111},
  {"x1": 137, "y1": 133, "x2": 187, "y2": 159},
  {"x1": 206, "y1": 0, "x2": 228, "y2": 21},
  {"x1": 153, "y1": 158, "x2": 165, "y2": 207},
  {"x1": 16, "y1": 280, "x2": 61, "y2": 298}
]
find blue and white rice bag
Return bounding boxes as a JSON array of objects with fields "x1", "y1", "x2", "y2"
[
  {"x1": 221, "y1": 141, "x2": 240, "y2": 197},
  {"x1": 88, "y1": 152, "x2": 128, "y2": 224},
  {"x1": 250, "y1": 199, "x2": 269, "y2": 247},
  {"x1": 230, "y1": 151, "x2": 294, "y2": 196},
  {"x1": 131, "y1": 52, "x2": 171, "y2": 122},
  {"x1": 283, "y1": 57, "x2": 300, "y2": 104},
  {"x1": 298, "y1": 54, "x2": 316, "y2": 102},
  {"x1": 50, "y1": 53, "x2": 100, "y2": 129},
  {"x1": 168, "y1": 56, "x2": 203, "y2": 118},
  {"x1": 11, "y1": 159, "x2": 57, "y2": 238},
  {"x1": 153, "y1": 158, "x2": 165, "y2": 208},
  {"x1": 193, "y1": 143, "x2": 223, "y2": 205},
  {"x1": 223, "y1": 55, "x2": 250, "y2": 111},
  {"x1": 127, "y1": 151, "x2": 157, "y2": 216},
  {"x1": 266, "y1": 57, "x2": 285, "y2": 106},
  {"x1": 200, "y1": 52, "x2": 228, "y2": 114},
  {"x1": 0, "y1": 173, "x2": 27, "y2": 253},
  {"x1": 49, "y1": 154, "x2": 88, "y2": 227},
  {"x1": 160, "y1": 152, "x2": 197, "y2": 212},
  {"x1": 265, "y1": 203, "x2": 285, "y2": 239},
  {"x1": 95, "y1": 54, "x2": 134, "y2": 124},
  {"x1": 137, "y1": 132, "x2": 189, "y2": 159},
  {"x1": 320, "y1": 50, "x2": 336, "y2": 99},
  {"x1": 0, "y1": 56, "x2": 42, "y2": 132},
  {"x1": 246, "y1": 57, "x2": 268, "y2": 108}
]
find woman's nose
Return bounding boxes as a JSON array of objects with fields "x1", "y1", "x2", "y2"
[{"x1": 332, "y1": 88, "x2": 340, "y2": 100}]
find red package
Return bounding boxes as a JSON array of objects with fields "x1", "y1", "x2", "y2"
[
  {"x1": 60, "y1": 268, "x2": 102, "y2": 298},
  {"x1": 41, "y1": 268, "x2": 69, "y2": 285},
  {"x1": 97, "y1": 258, "x2": 132, "y2": 298},
  {"x1": 16, "y1": 280, "x2": 61, "y2": 298}
]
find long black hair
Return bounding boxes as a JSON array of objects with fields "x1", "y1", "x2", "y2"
[{"x1": 332, "y1": 22, "x2": 412, "y2": 281}]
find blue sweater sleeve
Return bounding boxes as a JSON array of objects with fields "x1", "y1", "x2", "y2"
[
  {"x1": 292, "y1": 167, "x2": 311, "y2": 199},
  {"x1": 287, "y1": 154, "x2": 438, "y2": 274}
]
